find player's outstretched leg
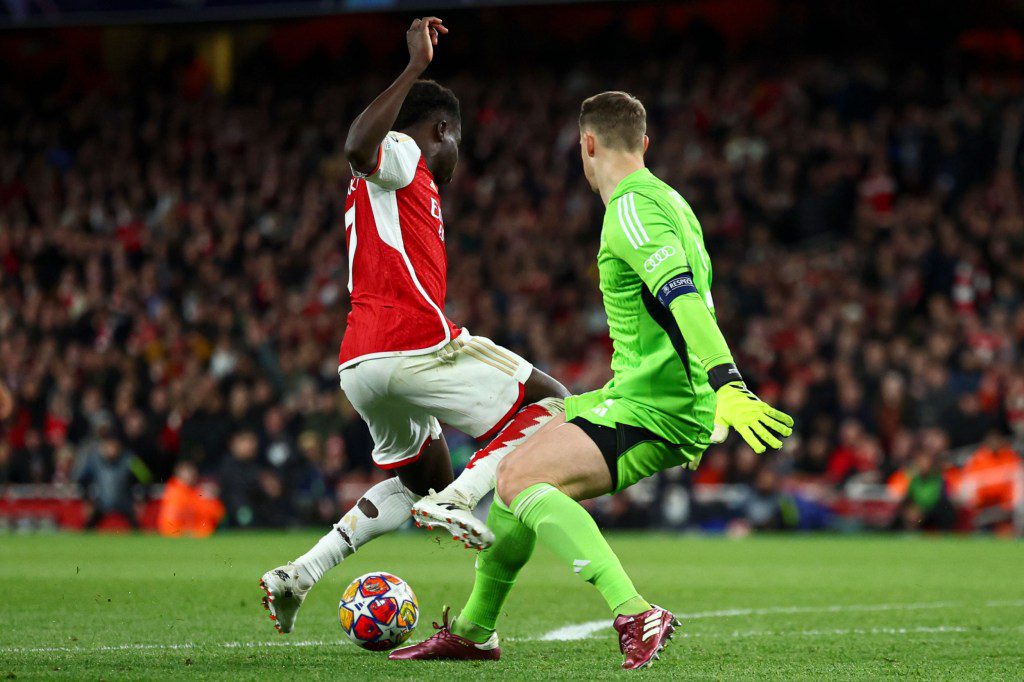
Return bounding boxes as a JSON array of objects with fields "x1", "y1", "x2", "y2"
[
  {"x1": 260, "y1": 476, "x2": 421, "y2": 633},
  {"x1": 260, "y1": 437, "x2": 453, "y2": 634},
  {"x1": 506, "y1": 483, "x2": 679, "y2": 669},
  {"x1": 390, "y1": 496, "x2": 535, "y2": 660},
  {"x1": 412, "y1": 396, "x2": 563, "y2": 548},
  {"x1": 500, "y1": 418, "x2": 680, "y2": 669}
]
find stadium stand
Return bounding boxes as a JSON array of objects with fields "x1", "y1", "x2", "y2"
[{"x1": 0, "y1": 5, "x2": 1021, "y2": 533}]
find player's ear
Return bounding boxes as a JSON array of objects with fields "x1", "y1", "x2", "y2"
[
  {"x1": 642, "y1": 135, "x2": 650, "y2": 153},
  {"x1": 585, "y1": 132, "x2": 596, "y2": 157},
  {"x1": 435, "y1": 119, "x2": 448, "y2": 141}
]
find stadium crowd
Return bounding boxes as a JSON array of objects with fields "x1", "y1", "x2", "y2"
[{"x1": 1, "y1": 18, "x2": 1022, "y2": 533}]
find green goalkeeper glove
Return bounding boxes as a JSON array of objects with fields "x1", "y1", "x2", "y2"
[{"x1": 710, "y1": 381, "x2": 794, "y2": 454}]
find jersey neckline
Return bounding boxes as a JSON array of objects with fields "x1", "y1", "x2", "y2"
[{"x1": 609, "y1": 167, "x2": 653, "y2": 202}]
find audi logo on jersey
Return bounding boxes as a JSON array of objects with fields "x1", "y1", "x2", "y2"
[
  {"x1": 431, "y1": 197, "x2": 445, "y2": 242},
  {"x1": 644, "y1": 245, "x2": 676, "y2": 272}
]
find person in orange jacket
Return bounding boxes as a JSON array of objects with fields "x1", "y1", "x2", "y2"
[
  {"x1": 157, "y1": 461, "x2": 225, "y2": 537},
  {"x1": 957, "y1": 433, "x2": 1022, "y2": 517}
]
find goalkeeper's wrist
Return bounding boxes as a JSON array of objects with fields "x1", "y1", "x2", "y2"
[{"x1": 708, "y1": 363, "x2": 743, "y2": 392}]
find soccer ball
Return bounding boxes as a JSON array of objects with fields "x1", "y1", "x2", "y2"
[{"x1": 338, "y1": 572, "x2": 419, "y2": 651}]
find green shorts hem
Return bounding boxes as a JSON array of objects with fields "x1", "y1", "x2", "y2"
[{"x1": 567, "y1": 392, "x2": 704, "y2": 493}]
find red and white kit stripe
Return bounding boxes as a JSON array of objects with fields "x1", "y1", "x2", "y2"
[{"x1": 339, "y1": 131, "x2": 461, "y2": 368}]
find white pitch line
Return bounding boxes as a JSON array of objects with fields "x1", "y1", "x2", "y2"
[
  {"x1": 650, "y1": 625, "x2": 1024, "y2": 640},
  {"x1": 3, "y1": 600, "x2": 1022, "y2": 654},
  {"x1": 535, "y1": 599, "x2": 1024, "y2": 641},
  {"x1": 0, "y1": 639, "x2": 342, "y2": 655}
]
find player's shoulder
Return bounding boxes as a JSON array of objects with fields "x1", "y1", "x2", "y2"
[
  {"x1": 606, "y1": 187, "x2": 674, "y2": 230},
  {"x1": 382, "y1": 131, "x2": 422, "y2": 156}
]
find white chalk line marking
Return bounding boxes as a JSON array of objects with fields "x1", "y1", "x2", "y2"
[
  {"x1": 535, "y1": 599, "x2": 1024, "y2": 641},
  {"x1": 2, "y1": 599, "x2": 1022, "y2": 654},
  {"x1": 0, "y1": 639, "x2": 342, "y2": 655}
]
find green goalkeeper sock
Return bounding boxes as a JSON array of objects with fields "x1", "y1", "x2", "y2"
[
  {"x1": 510, "y1": 483, "x2": 651, "y2": 616},
  {"x1": 453, "y1": 496, "x2": 536, "y2": 643}
]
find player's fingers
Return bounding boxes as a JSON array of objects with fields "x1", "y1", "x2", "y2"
[
  {"x1": 408, "y1": 18, "x2": 422, "y2": 31},
  {"x1": 736, "y1": 425, "x2": 766, "y2": 454},
  {"x1": 750, "y1": 422, "x2": 783, "y2": 450},
  {"x1": 429, "y1": 27, "x2": 438, "y2": 45},
  {"x1": 759, "y1": 414, "x2": 793, "y2": 438},
  {"x1": 765, "y1": 406, "x2": 794, "y2": 427}
]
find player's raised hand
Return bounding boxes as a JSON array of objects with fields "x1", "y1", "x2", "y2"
[
  {"x1": 711, "y1": 382, "x2": 794, "y2": 454},
  {"x1": 406, "y1": 17, "x2": 447, "y2": 74}
]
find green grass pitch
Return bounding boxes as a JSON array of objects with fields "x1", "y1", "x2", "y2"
[{"x1": 3, "y1": 530, "x2": 1022, "y2": 679}]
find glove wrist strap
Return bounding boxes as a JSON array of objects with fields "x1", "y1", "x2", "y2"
[{"x1": 708, "y1": 363, "x2": 743, "y2": 392}]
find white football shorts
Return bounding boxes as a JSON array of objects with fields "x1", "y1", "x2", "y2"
[{"x1": 338, "y1": 330, "x2": 533, "y2": 469}]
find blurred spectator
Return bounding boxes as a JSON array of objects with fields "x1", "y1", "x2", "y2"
[
  {"x1": 893, "y1": 451, "x2": 956, "y2": 531},
  {"x1": 254, "y1": 469, "x2": 296, "y2": 527},
  {"x1": 219, "y1": 431, "x2": 263, "y2": 527},
  {"x1": 75, "y1": 431, "x2": 142, "y2": 529},
  {"x1": 955, "y1": 433, "x2": 1023, "y2": 532},
  {"x1": 0, "y1": 11, "x2": 1022, "y2": 531},
  {"x1": 157, "y1": 461, "x2": 225, "y2": 537},
  {"x1": 0, "y1": 380, "x2": 12, "y2": 420}
]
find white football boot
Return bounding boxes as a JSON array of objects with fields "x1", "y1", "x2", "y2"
[
  {"x1": 259, "y1": 563, "x2": 313, "y2": 634},
  {"x1": 411, "y1": 488, "x2": 495, "y2": 550}
]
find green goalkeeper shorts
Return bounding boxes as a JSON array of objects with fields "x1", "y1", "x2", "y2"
[{"x1": 566, "y1": 391, "x2": 705, "y2": 493}]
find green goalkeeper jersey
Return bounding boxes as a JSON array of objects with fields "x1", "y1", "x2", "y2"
[{"x1": 566, "y1": 168, "x2": 716, "y2": 446}]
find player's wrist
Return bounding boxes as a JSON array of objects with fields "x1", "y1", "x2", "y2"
[
  {"x1": 708, "y1": 364, "x2": 743, "y2": 392},
  {"x1": 405, "y1": 60, "x2": 429, "y2": 77}
]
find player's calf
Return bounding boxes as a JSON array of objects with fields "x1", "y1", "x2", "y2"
[{"x1": 412, "y1": 397, "x2": 564, "y2": 549}]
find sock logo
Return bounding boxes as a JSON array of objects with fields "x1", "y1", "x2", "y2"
[{"x1": 572, "y1": 559, "x2": 591, "y2": 575}]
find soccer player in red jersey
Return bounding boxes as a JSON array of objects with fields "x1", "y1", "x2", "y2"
[{"x1": 259, "y1": 17, "x2": 568, "y2": 635}]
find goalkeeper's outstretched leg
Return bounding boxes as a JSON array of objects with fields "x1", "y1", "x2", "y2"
[{"x1": 393, "y1": 413, "x2": 684, "y2": 669}]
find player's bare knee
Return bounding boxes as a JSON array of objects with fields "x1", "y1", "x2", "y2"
[{"x1": 496, "y1": 458, "x2": 527, "y2": 506}]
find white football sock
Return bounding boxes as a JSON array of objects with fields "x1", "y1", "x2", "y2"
[
  {"x1": 294, "y1": 476, "x2": 419, "y2": 584},
  {"x1": 445, "y1": 397, "x2": 565, "y2": 507}
]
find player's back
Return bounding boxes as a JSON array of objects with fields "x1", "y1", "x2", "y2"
[
  {"x1": 340, "y1": 131, "x2": 460, "y2": 368},
  {"x1": 596, "y1": 169, "x2": 716, "y2": 444}
]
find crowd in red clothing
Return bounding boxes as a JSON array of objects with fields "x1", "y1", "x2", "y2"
[{"x1": 0, "y1": 15, "x2": 1022, "y2": 531}]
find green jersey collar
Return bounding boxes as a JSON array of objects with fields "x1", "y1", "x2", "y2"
[{"x1": 609, "y1": 167, "x2": 653, "y2": 202}]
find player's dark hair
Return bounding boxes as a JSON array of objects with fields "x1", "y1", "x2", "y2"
[
  {"x1": 579, "y1": 91, "x2": 647, "y2": 152},
  {"x1": 394, "y1": 80, "x2": 461, "y2": 131}
]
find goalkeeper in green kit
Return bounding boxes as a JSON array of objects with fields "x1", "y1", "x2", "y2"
[{"x1": 391, "y1": 91, "x2": 795, "y2": 670}]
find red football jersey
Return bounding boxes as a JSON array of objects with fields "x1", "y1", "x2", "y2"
[{"x1": 338, "y1": 131, "x2": 461, "y2": 368}]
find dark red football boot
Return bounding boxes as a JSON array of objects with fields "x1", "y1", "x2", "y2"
[
  {"x1": 612, "y1": 605, "x2": 680, "y2": 670},
  {"x1": 389, "y1": 607, "x2": 501, "y2": 661}
]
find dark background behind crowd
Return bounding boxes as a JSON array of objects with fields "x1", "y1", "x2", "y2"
[{"x1": 1, "y1": 1, "x2": 1022, "y2": 533}]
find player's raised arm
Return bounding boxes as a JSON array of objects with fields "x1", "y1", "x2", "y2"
[{"x1": 343, "y1": 17, "x2": 447, "y2": 174}]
